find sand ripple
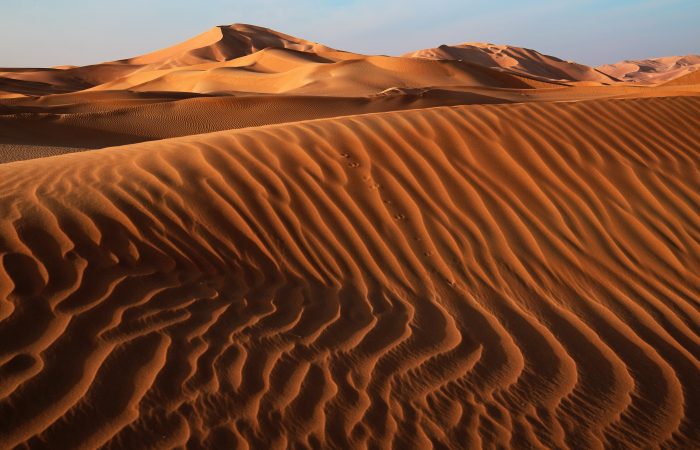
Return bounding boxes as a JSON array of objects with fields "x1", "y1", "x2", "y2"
[{"x1": 0, "y1": 96, "x2": 698, "y2": 449}]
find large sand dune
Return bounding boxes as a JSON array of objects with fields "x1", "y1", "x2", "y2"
[
  {"x1": 1, "y1": 23, "x2": 699, "y2": 449},
  {"x1": 1, "y1": 96, "x2": 699, "y2": 449}
]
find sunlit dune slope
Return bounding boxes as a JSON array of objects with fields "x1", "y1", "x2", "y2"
[{"x1": 0, "y1": 96, "x2": 698, "y2": 449}]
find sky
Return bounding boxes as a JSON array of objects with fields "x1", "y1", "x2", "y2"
[{"x1": 1, "y1": 0, "x2": 698, "y2": 68}]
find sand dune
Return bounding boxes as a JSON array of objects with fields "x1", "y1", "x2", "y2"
[
  {"x1": 662, "y1": 68, "x2": 700, "y2": 86},
  {"x1": 1, "y1": 22, "x2": 699, "y2": 449},
  {"x1": 89, "y1": 49, "x2": 552, "y2": 96},
  {"x1": 598, "y1": 55, "x2": 700, "y2": 84},
  {"x1": 1, "y1": 96, "x2": 699, "y2": 449},
  {"x1": 0, "y1": 24, "x2": 338, "y2": 96},
  {"x1": 2, "y1": 24, "x2": 693, "y2": 98},
  {"x1": 4, "y1": 83, "x2": 698, "y2": 163},
  {"x1": 124, "y1": 24, "x2": 338, "y2": 69},
  {"x1": 2, "y1": 31, "x2": 556, "y2": 102},
  {"x1": 404, "y1": 43, "x2": 616, "y2": 84}
]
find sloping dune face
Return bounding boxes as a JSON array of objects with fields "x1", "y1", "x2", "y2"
[
  {"x1": 0, "y1": 96, "x2": 698, "y2": 449},
  {"x1": 662, "y1": 68, "x2": 700, "y2": 86},
  {"x1": 598, "y1": 55, "x2": 700, "y2": 84},
  {"x1": 404, "y1": 43, "x2": 615, "y2": 83}
]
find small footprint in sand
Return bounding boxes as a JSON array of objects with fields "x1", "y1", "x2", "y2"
[
  {"x1": 369, "y1": 183, "x2": 381, "y2": 190},
  {"x1": 394, "y1": 213, "x2": 406, "y2": 220},
  {"x1": 423, "y1": 251, "x2": 433, "y2": 257},
  {"x1": 340, "y1": 152, "x2": 350, "y2": 158},
  {"x1": 348, "y1": 162, "x2": 360, "y2": 168},
  {"x1": 383, "y1": 199, "x2": 392, "y2": 204}
]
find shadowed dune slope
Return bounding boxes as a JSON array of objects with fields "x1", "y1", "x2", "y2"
[{"x1": 0, "y1": 96, "x2": 699, "y2": 449}]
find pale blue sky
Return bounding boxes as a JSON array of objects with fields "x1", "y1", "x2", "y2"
[{"x1": 2, "y1": 0, "x2": 698, "y2": 67}]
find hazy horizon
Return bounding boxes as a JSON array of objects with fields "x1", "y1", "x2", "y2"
[{"x1": 2, "y1": 0, "x2": 699, "y2": 68}]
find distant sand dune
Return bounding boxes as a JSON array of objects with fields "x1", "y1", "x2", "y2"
[
  {"x1": 88, "y1": 50, "x2": 551, "y2": 96},
  {"x1": 598, "y1": 55, "x2": 700, "y2": 84},
  {"x1": 405, "y1": 43, "x2": 617, "y2": 84},
  {"x1": 2, "y1": 25, "x2": 695, "y2": 100},
  {"x1": 0, "y1": 24, "x2": 337, "y2": 97},
  {"x1": 124, "y1": 24, "x2": 338, "y2": 69},
  {"x1": 1, "y1": 96, "x2": 698, "y2": 448},
  {"x1": 663, "y1": 68, "x2": 700, "y2": 86}
]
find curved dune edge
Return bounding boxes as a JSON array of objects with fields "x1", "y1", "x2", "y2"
[{"x1": 0, "y1": 96, "x2": 699, "y2": 449}]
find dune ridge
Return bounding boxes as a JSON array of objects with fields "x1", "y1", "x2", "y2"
[
  {"x1": 1, "y1": 24, "x2": 696, "y2": 101},
  {"x1": 1, "y1": 96, "x2": 698, "y2": 449}
]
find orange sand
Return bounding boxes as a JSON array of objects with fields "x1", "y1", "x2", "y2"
[{"x1": 0, "y1": 24, "x2": 699, "y2": 449}]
